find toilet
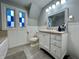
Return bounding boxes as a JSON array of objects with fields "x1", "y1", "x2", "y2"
[{"x1": 30, "y1": 37, "x2": 38, "y2": 47}]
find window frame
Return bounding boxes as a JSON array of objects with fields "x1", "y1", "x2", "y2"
[
  {"x1": 1, "y1": 3, "x2": 28, "y2": 30},
  {"x1": 19, "y1": 11, "x2": 25, "y2": 28},
  {"x1": 6, "y1": 8, "x2": 16, "y2": 28}
]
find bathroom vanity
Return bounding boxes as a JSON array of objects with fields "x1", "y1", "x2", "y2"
[
  {"x1": 0, "y1": 31, "x2": 8, "y2": 59},
  {"x1": 38, "y1": 29, "x2": 67, "y2": 59}
]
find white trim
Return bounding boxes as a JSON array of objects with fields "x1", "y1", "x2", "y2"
[
  {"x1": 1, "y1": 3, "x2": 28, "y2": 30},
  {"x1": 47, "y1": 8, "x2": 69, "y2": 28}
]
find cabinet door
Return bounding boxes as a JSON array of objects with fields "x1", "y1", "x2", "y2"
[
  {"x1": 39, "y1": 32, "x2": 50, "y2": 50},
  {"x1": 44, "y1": 33, "x2": 50, "y2": 50},
  {"x1": 39, "y1": 32, "x2": 45, "y2": 46},
  {"x1": 51, "y1": 45, "x2": 61, "y2": 58},
  {"x1": 51, "y1": 34, "x2": 55, "y2": 43}
]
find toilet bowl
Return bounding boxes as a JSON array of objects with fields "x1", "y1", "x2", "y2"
[{"x1": 30, "y1": 37, "x2": 38, "y2": 47}]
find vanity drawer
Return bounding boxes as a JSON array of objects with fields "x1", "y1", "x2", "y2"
[
  {"x1": 55, "y1": 46, "x2": 61, "y2": 58},
  {"x1": 51, "y1": 35, "x2": 55, "y2": 42},
  {"x1": 51, "y1": 45, "x2": 56, "y2": 54},
  {"x1": 51, "y1": 40, "x2": 62, "y2": 48},
  {"x1": 55, "y1": 35, "x2": 62, "y2": 41},
  {"x1": 51, "y1": 35, "x2": 55, "y2": 39},
  {"x1": 51, "y1": 45, "x2": 61, "y2": 58}
]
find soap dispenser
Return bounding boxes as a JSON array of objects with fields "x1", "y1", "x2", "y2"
[{"x1": 58, "y1": 26, "x2": 61, "y2": 31}]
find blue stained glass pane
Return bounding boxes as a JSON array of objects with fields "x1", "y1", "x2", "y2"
[
  {"x1": 7, "y1": 15, "x2": 11, "y2": 22},
  {"x1": 19, "y1": 11, "x2": 25, "y2": 27},
  {"x1": 6, "y1": 8, "x2": 15, "y2": 28},
  {"x1": 19, "y1": 18, "x2": 22, "y2": 22},
  {"x1": 6, "y1": 9, "x2": 11, "y2": 16},
  {"x1": 22, "y1": 18, "x2": 24, "y2": 23},
  {"x1": 19, "y1": 12, "x2": 22, "y2": 18},
  {"x1": 7, "y1": 22, "x2": 11, "y2": 27},
  {"x1": 22, "y1": 13, "x2": 25, "y2": 18},
  {"x1": 22, "y1": 23, "x2": 24, "y2": 27},
  {"x1": 11, "y1": 16, "x2": 14, "y2": 21},
  {"x1": 11, "y1": 10, "x2": 14, "y2": 16},
  {"x1": 11, "y1": 22, "x2": 14, "y2": 27},
  {"x1": 20, "y1": 23, "x2": 22, "y2": 27}
]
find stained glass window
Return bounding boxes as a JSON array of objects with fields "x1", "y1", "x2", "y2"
[
  {"x1": 19, "y1": 12, "x2": 25, "y2": 27},
  {"x1": 6, "y1": 8, "x2": 15, "y2": 28}
]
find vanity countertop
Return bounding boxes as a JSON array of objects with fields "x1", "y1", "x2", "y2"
[
  {"x1": 0, "y1": 30, "x2": 7, "y2": 44},
  {"x1": 0, "y1": 38, "x2": 6, "y2": 44},
  {"x1": 39, "y1": 29, "x2": 65, "y2": 34}
]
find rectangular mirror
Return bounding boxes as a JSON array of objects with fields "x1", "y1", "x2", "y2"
[{"x1": 48, "y1": 11, "x2": 65, "y2": 27}]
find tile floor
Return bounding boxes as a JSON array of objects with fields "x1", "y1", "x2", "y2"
[{"x1": 5, "y1": 45, "x2": 53, "y2": 59}]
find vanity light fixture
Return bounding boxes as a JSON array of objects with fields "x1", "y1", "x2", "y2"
[
  {"x1": 61, "y1": 0, "x2": 66, "y2": 4},
  {"x1": 56, "y1": 1, "x2": 60, "y2": 6},
  {"x1": 46, "y1": 8, "x2": 49, "y2": 12},
  {"x1": 49, "y1": 6, "x2": 52, "y2": 10},
  {"x1": 69, "y1": 15, "x2": 74, "y2": 21},
  {"x1": 69, "y1": 15, "x2": 73, "y2": 19},
  {"x1": 52, "y1": 4, "x2": 56, "y2": 9}
]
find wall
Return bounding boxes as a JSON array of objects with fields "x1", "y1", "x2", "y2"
[
  {"x1": 28, "y1": 18, "x2": 38, "y2": 26},
  {"x1": 8, "y1": 28, "x2": 28, "y2": 48},
  {"x1": 39, "y1": 0, "x2": 79, "y2": 58},
  {"x1": 29, "y1": 3, "x2": 41, "y2": 20},
  {"x1": 2, "y1": 0, "x2": 39, "y2": 26},
  {"x1": 68, "y1": 22, "x2": 79, "y2": 59},
  {"x1": 39, "y1": 0, "x2": 79, "y2": 26},
  {"x1": 1, "y1": 3, "x2": 29, "y2": 48},
  {"x1": 38, "y1": 9, "x2": 48, "y2": 26},
  {"x1": 1, "y1": 0, "x2": 26, "y2": 10},
  {"x1": 29, "y1": 3, "x2": 42, "y2": 26},
  {"x1": 1, "y1": 2, "x2": 39, "y2": 48}
]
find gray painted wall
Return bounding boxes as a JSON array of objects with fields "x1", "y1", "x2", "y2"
[
  {"x1": 39, "y1": 0, "x2": 79, "y2": 26},
  {"x1": 29, "y1": 3, "x2": 41, "y2": 20},
  {"x1": 29, "y1": 3, "x2": 42, "y2": 26},
  {"x1": 28, "y1": 18, "x2": 38, "y2": 26},
  {"x1": 1, "y1": 0, "x2": 26, "y2": 10}
]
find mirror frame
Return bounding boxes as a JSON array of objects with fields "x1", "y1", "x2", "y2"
[{"x1": 47, "y1": 8, "x2": 69, "y2": 29}]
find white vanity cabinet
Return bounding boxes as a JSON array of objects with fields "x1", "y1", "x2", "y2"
[
  {"x1": 50, "y1": 34, "x2": 67, "y2": 59},
  {"x1": 39, "y1": 32, "x2": 50, "y2": 51},
  {"x1": 39, "y1": 30, "x2": 67, "y2": 59}
]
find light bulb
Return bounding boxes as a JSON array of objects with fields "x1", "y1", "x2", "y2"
[
  {"x1": 56, "y1": 1, "x2": 60, "y2": 5},
  {"x1": 52, "y1": 4, "x2": 56, "y2": 9},
  {"x1": 69, "y1": 15, "x2": 73, "y2": 19},
  {"x1": 46, "y1": 8, "x2": 49, "y2": 12},
  {"x1": 49, "y1": 6, "x2": 52, "y2": 10},
  {"x1": 61, "y1": 0, "x2": 66, "y2": 4}
]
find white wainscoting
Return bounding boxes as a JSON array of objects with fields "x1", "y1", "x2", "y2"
[{"x1": 8, "y1": 28, "x2": 28, "y2": 48}]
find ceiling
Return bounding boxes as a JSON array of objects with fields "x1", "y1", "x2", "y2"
[
  {"x1": 2, "y1": 0, "x2": 52, "y2": 19},
  {"x1": 7, "y1": 0, "x2": 52, "y2": 8},
  {"x1": 31, "y1": 0, "x2": 52, "y2": 8},
  {"x1": 11, "y1": 0, "x2": 31, "y2": 6},
  {"x1": 30, "y1": 0, "x2": 52, "y2": 19},
  {"x1": 2, "y1": 0, "x2": 31, "y2": 7}
]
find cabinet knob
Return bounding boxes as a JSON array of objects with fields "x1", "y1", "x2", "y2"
[
  {"x1": 54, "y1": 42, "x2": 56, "y2": 45},
  {"x1": 53, "y1": 49, "x2": 56, "y2": 53},
  {"x1": 43, "y1": 34, "x2": 45, "y2": 36}
]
